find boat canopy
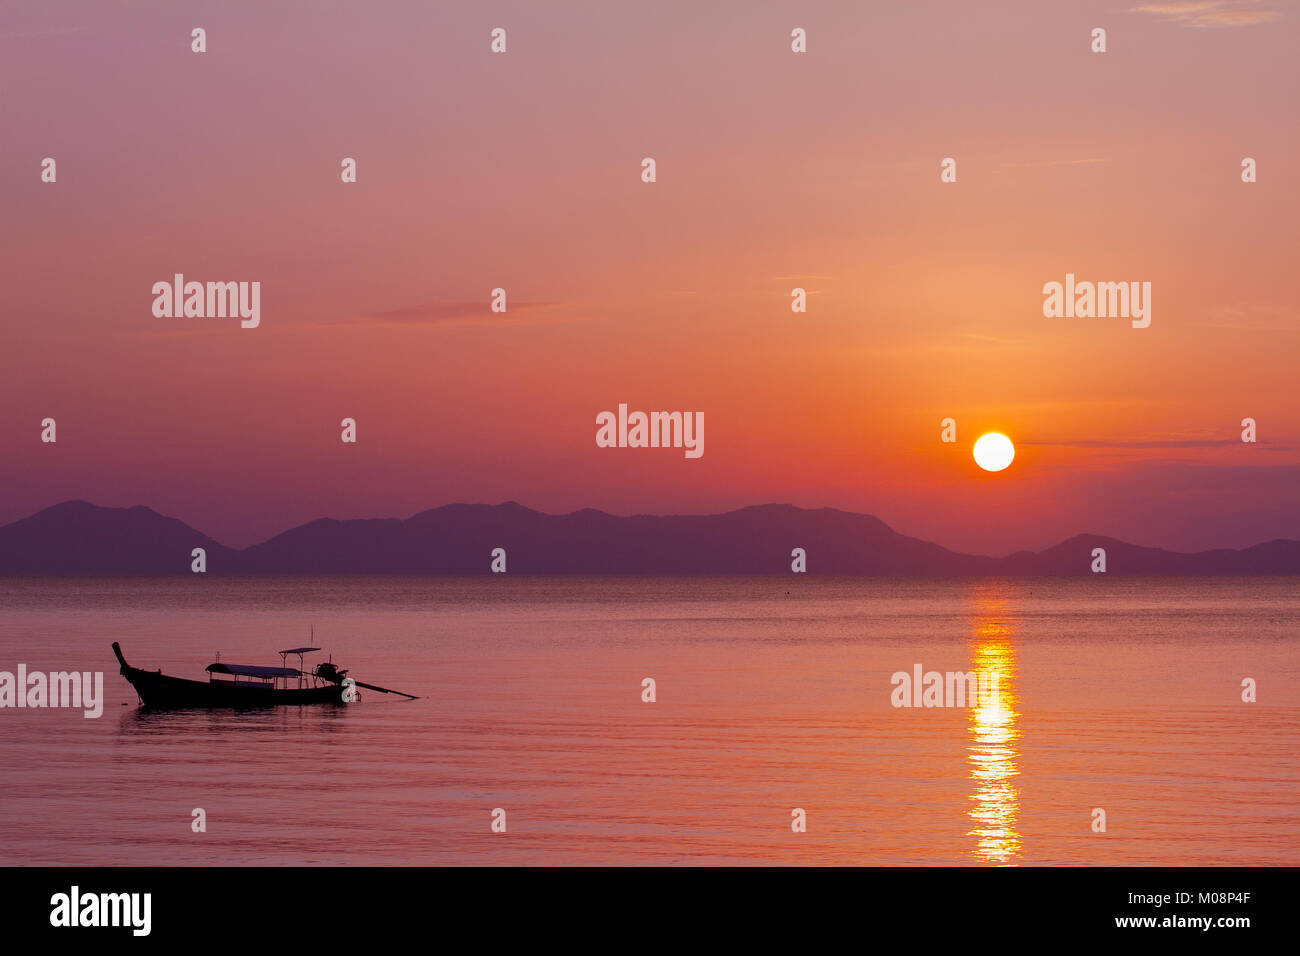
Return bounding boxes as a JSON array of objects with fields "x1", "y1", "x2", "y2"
[
  {"x1": 206, "y1": 663, "x2": 302, "y2": 679},
  {"x1": 278, "y1": 647, "x2": 320, "y2": 656}
]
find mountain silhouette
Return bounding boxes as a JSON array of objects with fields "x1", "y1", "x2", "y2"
[
  {"x1": 0, "y1": 500, "x2": 239, "y2": 574},
  {"x1": 0, "y1": 500, "x2": 1296, "y2": 575}
]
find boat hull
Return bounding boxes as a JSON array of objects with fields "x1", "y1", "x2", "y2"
[{"x1": 113, "y1": 644, "x2": 345, "y2": 709}]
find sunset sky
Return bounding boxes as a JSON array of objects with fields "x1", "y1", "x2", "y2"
[{"x1": 1, "y1": 0, "x2": 1296, "y2": 555}]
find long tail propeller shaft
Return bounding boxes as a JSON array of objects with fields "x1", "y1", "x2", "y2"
[{"x1": 351, "y1": 679, "x2": 418, "y2": 700}]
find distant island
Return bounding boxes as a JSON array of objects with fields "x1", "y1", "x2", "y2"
[{"x1": 1, "y1": 500, "x2": 1296, "y2": 576}]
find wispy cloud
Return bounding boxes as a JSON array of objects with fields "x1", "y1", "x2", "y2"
[
  {"x1": 0, "y1": 26, "x2": 88, "y2": 41},
  {"x1": 138, "y1": 300, "x2": 596, "y2": 336},
  {"x1": 1201, "y1": 304, "x2": 1298, "y2": 332},
  {"x1": 352, "y1": 300, "x2": 594, "y2": 328},
  {"x1": 1130, "y1": 2, "x2": 1282, "y2": 28},
  {"x1": 1022, "y1": 438, "x2": 1294, "y2": 451},
  {"x1": 1025, "y1": 438, "x2": 1238, "y2": 448},
  {"x1": 958, "y1": 332, "x2": 1023, "y2": 345},
  {"x1": 998, "y1": 158, "x2": 1109, "y2": 169}
]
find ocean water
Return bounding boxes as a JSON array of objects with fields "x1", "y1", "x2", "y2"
[{"x1": 0, "y1": 576, "x2": 1295, "y2": 866}]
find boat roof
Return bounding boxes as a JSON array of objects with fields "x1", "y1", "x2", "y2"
[
  {"x1": 206, "y1": 663, "x2": 302, "y2": 679},
  {"x1": 279, "y1": 647, "x2": 320, "y2": 655}
]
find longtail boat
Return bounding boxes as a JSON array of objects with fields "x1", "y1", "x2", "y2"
[{"x1": 111, "y1": 642, "x2": 417, "y2": 708}]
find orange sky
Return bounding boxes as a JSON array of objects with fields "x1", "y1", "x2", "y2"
[{"x1": 1, "y1": 1, "x2": 1296, "y2": 553}]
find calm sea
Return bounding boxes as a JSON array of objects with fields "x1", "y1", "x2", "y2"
[{"x1": 0, "y1": 576, "x2": 1295, "y2": 866}]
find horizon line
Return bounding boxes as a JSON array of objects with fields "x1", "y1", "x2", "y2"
[{"x1": 12, "y1": 498, "x2": 1299, "y2": 562}]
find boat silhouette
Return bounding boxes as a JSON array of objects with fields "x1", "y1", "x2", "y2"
[{"x1": 111, "y1": 642, "x2": 416, "y2": 708}]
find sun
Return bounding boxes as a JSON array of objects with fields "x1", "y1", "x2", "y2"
[{"x1": 973, "y1": 433, "x2": 1015, "y2": 472}]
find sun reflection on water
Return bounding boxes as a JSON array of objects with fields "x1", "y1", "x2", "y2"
[{"x1": 967, "y1": 588, "x2": 1022, "y2": 865}]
